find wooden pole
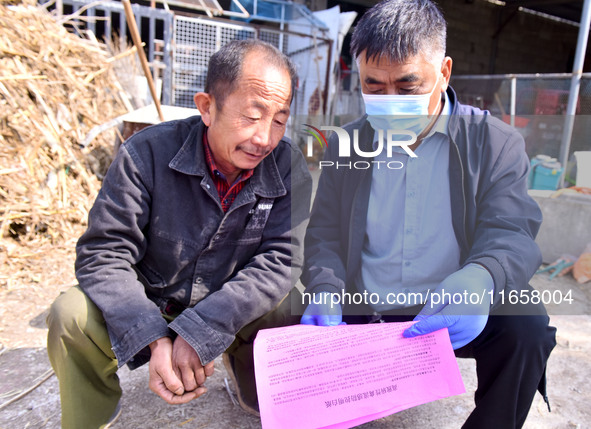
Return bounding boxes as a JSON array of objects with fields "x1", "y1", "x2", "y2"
[{"x1": 122, "y1": 0, "x2": 165, "y2": 122}]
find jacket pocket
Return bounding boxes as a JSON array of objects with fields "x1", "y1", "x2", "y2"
[
  {"x1": 137, "y1": 231, "x2": 203, "y2": 288},
  {"x1": 134, "y1": 262, "x2": 166, "y2": 289},
  {"x1": 236, "y1": 198, "x2": 274, "y2": 244}
]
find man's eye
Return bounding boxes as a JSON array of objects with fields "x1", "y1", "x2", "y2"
[
  {"x1": 366, "y1": 85, "x2": 383, "y2": 94},
  {"x1": 365, "y1": 86, "x2": 383, "y2": 95}
]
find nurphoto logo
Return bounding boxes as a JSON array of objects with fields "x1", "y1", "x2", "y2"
[{"x1": 302, "y1": 124, "x2": 418, "y2": 170}]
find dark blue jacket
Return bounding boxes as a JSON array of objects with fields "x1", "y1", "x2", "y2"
[
  {"x1": 302, "y1": 87, "x2": 542, "y2": 310},
  {"x1": 75, "y1": 116, "x2": 312, "y2": 368}
]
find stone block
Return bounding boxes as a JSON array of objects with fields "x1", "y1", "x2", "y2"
[{"x1": 530, "y1": 190, "x2": 591, "y2": 264}]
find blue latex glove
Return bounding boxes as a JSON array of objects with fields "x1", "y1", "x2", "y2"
[
  {"x1": 300, "y1": 292, "x2": 345, "y2": 326},
  {"x1": 403, "y1": 263, "x2": 494, "y2": 349}
]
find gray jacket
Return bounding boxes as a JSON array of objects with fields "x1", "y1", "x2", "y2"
[
  {"x1": 75, "y1": 116, "x2": 312, "y2": 368},
  {"x1": 302, "y1": 87, "x2": 543, "y2": 311}
]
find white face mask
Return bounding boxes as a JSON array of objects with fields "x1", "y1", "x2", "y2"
[{"x1": 362, "y1": 75, "x2": 442, "y2": 136}]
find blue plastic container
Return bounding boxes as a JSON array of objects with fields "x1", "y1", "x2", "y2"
[{"x1": 531, "y1": 161, "x2": 563, "y2": 190}]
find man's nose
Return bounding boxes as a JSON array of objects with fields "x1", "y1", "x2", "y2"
[{"x1": 251, "y1": 120, "x2": 273, "y2": 147}]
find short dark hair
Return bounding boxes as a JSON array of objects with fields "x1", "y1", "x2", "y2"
[
  {"x1": 205, "y1": 39, "x2": 297, "y2": 109},
  {"x1": 350, "y1": 0, "x2": 446, "y2": 65}
]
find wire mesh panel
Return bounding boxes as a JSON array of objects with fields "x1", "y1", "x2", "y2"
[
  {"x1": 171, "y1": 15, "x2": 326, "y2": 111},
  {"x1": 173, "y1": 17, "x2": 261, "y2": 107},
  {"x1": 259, "y1": 29, "x2": 283, "y2": 52}
]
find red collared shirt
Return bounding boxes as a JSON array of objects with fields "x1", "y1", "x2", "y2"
[{"x1": 203, "y1": 131, "x2": 253, "y2": 213}]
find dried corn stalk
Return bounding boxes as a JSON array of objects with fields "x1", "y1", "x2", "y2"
[{"x1": 0, "y1": 0, "x2": 132, "y2": 245}]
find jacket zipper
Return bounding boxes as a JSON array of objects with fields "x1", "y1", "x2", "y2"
[{"x1": 346, "y1": 168, "x2": 369, "y2": 277}]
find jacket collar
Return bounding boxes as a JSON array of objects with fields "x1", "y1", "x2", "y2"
[
  {"x1": 446, "y1": 85, "x2": 478, "y2": 139},
  {"x1": 168, "y1": 117, "x2": 286, "y2": 198}
]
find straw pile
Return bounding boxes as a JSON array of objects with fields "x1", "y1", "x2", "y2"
[{"x1": 0, "y1": 0, "x2": 132, "y2": 246}]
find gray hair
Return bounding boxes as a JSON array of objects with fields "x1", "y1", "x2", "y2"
[
  {"x1": 350, "y1": 0, "x2": 446, "y2": 67},
  {"x1": 205, "y1": 39, "x2": 297, "y2": 109}
]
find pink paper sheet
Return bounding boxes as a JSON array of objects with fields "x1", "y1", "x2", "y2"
[{"x1": 253, "y1": 322, "x2": 465, "y2": 429}]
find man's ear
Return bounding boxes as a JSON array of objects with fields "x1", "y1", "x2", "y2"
[
  {"x1": 440, "y1": 56, "x2": 453, "y2": 91},
  {"x1": 194, "y1": 92, "x2": 214, "y2": 126}
]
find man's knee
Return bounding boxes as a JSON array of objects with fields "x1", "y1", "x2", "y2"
[
  {"x1": 234, "y1": 291, "x2": 300, "y2": 345},
  {"x1": 487, "y1": 312, "x2": 556, "y2": 354},
  {"x1": 47, "y1": 286, "x2": 103, "y2": 341}
]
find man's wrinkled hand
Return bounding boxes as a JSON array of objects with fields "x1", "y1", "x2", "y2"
[
  {"x1": 171, "y1": 335, "x2": 214, "y2": 393},
  {"x1": 403, "y1": 264, "x2": 493, "y2": 349},
  {"x1": 148, "y1": 337, "x2": 206, "y2": 405},
  {"x1": 301, "y1": 292, "x2": 345, "y2": 326}
]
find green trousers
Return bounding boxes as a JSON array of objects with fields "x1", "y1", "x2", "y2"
[{"x1": 46, "y1": 286, "x2": 300, "y2": 429}]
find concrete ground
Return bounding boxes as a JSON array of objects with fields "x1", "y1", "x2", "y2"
[{"x1": 0, "y1": 271, "x2": 589, "y2": 429}]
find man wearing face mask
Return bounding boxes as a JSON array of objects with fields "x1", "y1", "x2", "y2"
[{"x1": 300, "y1": 1, "x2": 556, "y2": 428}]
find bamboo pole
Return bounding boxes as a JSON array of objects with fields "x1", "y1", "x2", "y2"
[{"x1": 121, "y1": 0, "x2": 165, "y2": 122}]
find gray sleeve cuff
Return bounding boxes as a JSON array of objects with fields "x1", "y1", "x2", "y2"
[
  {"x1": 168, "y1": 310, "x2": 233, "y2": 365},
  {"x1": 466, "y1": 256, "x2": 507, "y2": 308},
  {"x1": 111, "y1": 315, "x2": 170, "y2": 368}
]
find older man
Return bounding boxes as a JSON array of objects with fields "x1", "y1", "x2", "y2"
[
  {"x1": 47, "y1": 39, "x2": 311, "y2": 428},
  {"x1": 301, "y1": 1, "x2": 556, "y2": 428}
]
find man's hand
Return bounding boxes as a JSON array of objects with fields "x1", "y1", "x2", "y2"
[
  {"x1": 148, "y1": 337, "x2": 209, "y2": 404},
  {"x1": 301, "y1": 292, "x2": 345, "y2": 326},
  {"x1": 171, "y1": 335, "x2": 215, "y2": 393},
  {"x1": 403, "y1": 264, "x2": 494, "y2": 349}
]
